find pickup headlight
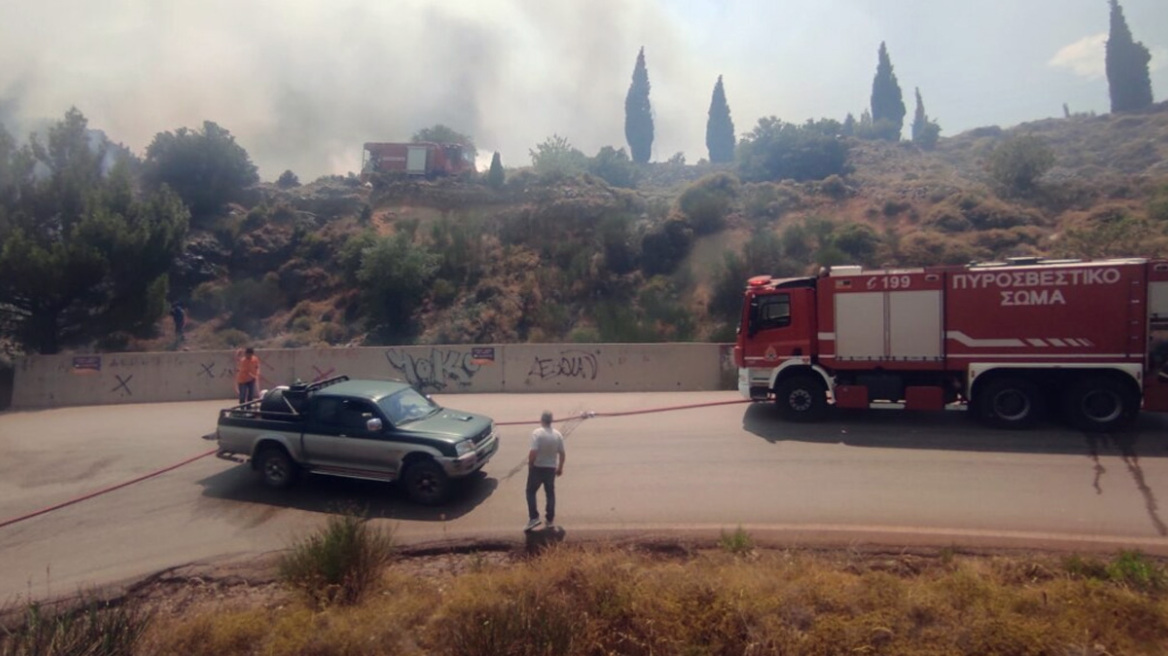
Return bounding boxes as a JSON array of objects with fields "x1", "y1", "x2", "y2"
[{"x1": 455, "y1": 440, "x2": 475, "y2": 457}]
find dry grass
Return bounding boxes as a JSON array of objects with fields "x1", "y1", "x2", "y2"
[{"x1": 138, "y1": 543, "x2": 1168, "y2": 656}]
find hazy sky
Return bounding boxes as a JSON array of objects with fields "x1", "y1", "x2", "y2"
[{"x1": 2, "y1": 0, "x2": 1165, "y2": 180}]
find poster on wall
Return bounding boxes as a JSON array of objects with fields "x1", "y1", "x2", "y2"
[
  {"x1": 71, "y1": 356, "x2": 102, "y2": 374},
  {"x1": 471, "y1": 347, "x2": 496, "y2": 365}
]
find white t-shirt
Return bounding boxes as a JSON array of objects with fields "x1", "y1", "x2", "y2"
[{"x1": 529, "y1": 426, "x2": 565, "y2": 468}]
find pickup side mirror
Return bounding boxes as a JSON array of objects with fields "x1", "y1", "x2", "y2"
[{"x1": 366, "y1": 417, "x2": 383, "y2": 432}]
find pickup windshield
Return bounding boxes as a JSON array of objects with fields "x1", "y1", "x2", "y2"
[{"x1": 378, "y1": 388, "x2": 439, "y2": 425}]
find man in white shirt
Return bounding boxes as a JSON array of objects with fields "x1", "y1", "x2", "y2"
[{"x1": 525, "y1": 410, "x2": 566, "y2": 532}]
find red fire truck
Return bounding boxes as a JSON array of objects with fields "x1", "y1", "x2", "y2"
[
  {"x1": 361, "y1": 142, "x2": 475, "y2": 177},
  {"x1": 734, "y1": 257, "x2": 1168, "y2": 431}
]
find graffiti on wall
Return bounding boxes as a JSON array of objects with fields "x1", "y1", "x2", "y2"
[
  {"x1": 527, "y1": 349, "x2": 600, "y2": 381},
  {"x1": 385, "y1": 348, "x2": 481, "y2": 392},
  {"x1": 111, "y1": 374, "x2": 134, "y2": 396}
]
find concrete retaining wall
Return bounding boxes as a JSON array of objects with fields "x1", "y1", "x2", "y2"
[{"x1": 11, "y1": 344, "x2": 737, "y2": 409}]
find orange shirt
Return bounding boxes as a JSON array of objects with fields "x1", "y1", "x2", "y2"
[{"x1": 236, "y1": 355, "x2": 260, "y2": 384}]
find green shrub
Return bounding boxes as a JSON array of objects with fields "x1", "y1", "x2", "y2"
[
  {"x1": 568, "y1": 326, "x2": 601, "y2": 343},
  {"x1": 678, "y1": 173, "x2": 740, "y2": 235},
  {"x1": 737, "y1": 117, "x2": 851, "y2": 182},
  {"x1": 743, "y1": 182, "x2": 803, "y2": 220},
  {"x1": 1106, "y1": 551, "x2": 1167, "y2": 593},
  {"x1": 278, "y1": 512, "x2": 395, "y2": 607},
  {"x1": 588, "y1": 146, "x2": 639, "y2": 188},
  {"x1": 988, "y1": 135, "x2": 1055, "y2": 192},
  {"x1": 818, "y1": 174, "x2": 848, "y2": 199},
  {"x1": 529, "y1": 134, "x2": 588, "y2": 179},
  {"x1": 832, "y1": 222, "x2": 881, "y2": 265},
  {"x1": 882, "y1": 199, "x2": 911, "y2": 216},
  {"x1": 719, "y1": 526, "x2": 754, "y2": 555},
  {"x1": 431, "y1": 278, "x2": 458, "y2": 307},
  {"x1": 317, "y1": 323, "x2": 347, "y2": 345},
  {"x1": 189, "y1": 282, "x2": 227, "y2": 319},
  {"x1": 224, "y1": 274, "x2": 284, "y2": 329},
  {"x1": 208, "y1": 328, "x2": 250, "y2": 349},
  {"x1": 357, "y1": 234, "x2": 440, "y2": 340},
  {"x1": 640, "y1": 218, "x2": 693, "y2": 276}
]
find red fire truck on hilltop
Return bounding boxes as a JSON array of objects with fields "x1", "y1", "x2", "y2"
[
  {"x1": 734, "y1": 257, "x2": 1168, "y2": 431},
  {"x1": 361, "y1": 142, "x2": 475, "y2": 177}
]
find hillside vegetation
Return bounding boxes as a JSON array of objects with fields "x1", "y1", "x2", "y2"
[
  {"x1": 3, "y1": 103, "x2": 1168, "y2": 356},
  {"x1": 161, "y1": 103, "x2": 1168, "y2": 352}
]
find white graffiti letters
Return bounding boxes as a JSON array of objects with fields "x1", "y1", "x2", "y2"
[{"x1": 385, "y1": 348, "x2": 480, "y2": 391}]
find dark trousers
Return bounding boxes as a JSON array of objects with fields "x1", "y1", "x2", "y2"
[
  {"x1": 526, "y1": 466, "x2": 556, "y2": 522},
  {"x1": 238, "y1": 380, "x2": 258, "y2": 404}
]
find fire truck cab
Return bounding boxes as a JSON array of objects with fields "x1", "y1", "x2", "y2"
[{"x1": 734, "y1": 257, "x2": 1168, "y2": 431}]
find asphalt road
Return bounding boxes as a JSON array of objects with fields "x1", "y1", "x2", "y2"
[{"x1": 3, "y1": 391, "x2": 1168, "y2": 601}]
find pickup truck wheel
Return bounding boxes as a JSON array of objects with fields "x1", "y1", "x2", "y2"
[
  {"x1": 976, "y1": 377, "x2": 1043, "y2": 430},
  {"x1": 1063, "y1": 376, "x2": 1138, "y2": 433},
  {"x1": 774, "y1": 376, "x2": 828, "y2": 422},
  {"x1": 257, "y1": 447, "x2": 297, "y2": 489},
  {"x1": 403, "y1": 460, "x2": 449, "y2": 506}
]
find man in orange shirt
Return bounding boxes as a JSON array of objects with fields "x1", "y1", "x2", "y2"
[{"x1": 235, "y1": 347, "x2": 261, "y2": 404}]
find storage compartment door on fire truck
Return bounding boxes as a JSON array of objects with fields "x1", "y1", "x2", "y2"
[
  {"x1": 406, "y1": 146, "x2": 429, "y2": 174},
  {"x1": 824, "y1": 269, "x2": 944, "y2": 365}
]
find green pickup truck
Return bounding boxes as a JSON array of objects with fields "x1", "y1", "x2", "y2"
[{"x1": 214, "y1": 376, "x2": 500, "y2": 505}]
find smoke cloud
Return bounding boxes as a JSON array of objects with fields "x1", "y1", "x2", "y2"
[
  {"x1": 4, "y1": 1, "x2": 1166, "y2": 180},
  {"x1": 0, "y1": 0, "x2": 716, "y2": 180}
]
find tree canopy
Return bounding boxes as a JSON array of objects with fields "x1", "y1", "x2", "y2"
[
  {"x1": 529, "y1": 134, "x2": 588, "y2": 178},
  {"x1": 736, "y1": 117, "x2": 850, "y2": 182},
  {"x1": 0, "y1": 108, "x2": 189, "y2": 353},
  {"x1": 706, "y1": 75, "x2": 736, "y2": 164},
  {"x1": 412, "y1": 124, "x2": 477, "y2": 161},
  {"x1": 1106, "y1": 0, "x2": 1154, "y2": 113},
  {"x1": 357, "y1": 233, "x2": 440, "y2": 341},
  {"x1": 870, "y1": 42, "x2": 906, "y2": 141},
  {"x1": 624, "y1": 47, "x2": 654, "y2": 164},
  {"x1": 142, "y1": 121, "x2": 258, "y2": 219}
]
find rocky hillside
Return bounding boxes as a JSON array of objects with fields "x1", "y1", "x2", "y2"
[{"x1": 150, "y1": 102, "x2": 1168, "y2": 352}]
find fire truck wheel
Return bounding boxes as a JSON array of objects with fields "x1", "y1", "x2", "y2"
[
  {"x1": 1063, "y1": 376, "x2": 1138, "y2": 433},
  {"x1": 977, "y1": 377, "x2": 1044, "y2": 429},
  {"x1": 774, "y1": 376, "x2": 828, "y2": 422}
]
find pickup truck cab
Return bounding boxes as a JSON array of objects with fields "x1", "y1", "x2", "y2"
[{"x1": 214, "y1": 376, "x2": 499, "y2": 505}]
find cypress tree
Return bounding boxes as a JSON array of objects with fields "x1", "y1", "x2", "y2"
[
  {"x1": 869, "y1": 42, "x2": 906, "y2": 141},
  {"x1": 1106, "y1": 0, "x2": 1154, "y2": 113},
  {"x1": 842, "y1": 113, "x2": 857, "y2": 137},
  {"x1": 706, "y1": 75, "x2": 735, "y2": 164},
  {"x1": 625, "y1": 47, "x2": 654, "y2": 164},
  {"x1": 487, "y1": 151, "x2": 504, "y2": 188},
  {"x1": 911, "y1": 87, "x2": 941, "y2": 149}
]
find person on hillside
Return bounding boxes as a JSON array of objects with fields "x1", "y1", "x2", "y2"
[
  {"x1": 170, "y1": 302, "x2": 186, "y2": 342},
  {"x1": 235, "y1": 347, "x2": 261, "y2": 404},
  {"x1": 525, "y1": 410, "x2": 566, "y2": 532}
]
